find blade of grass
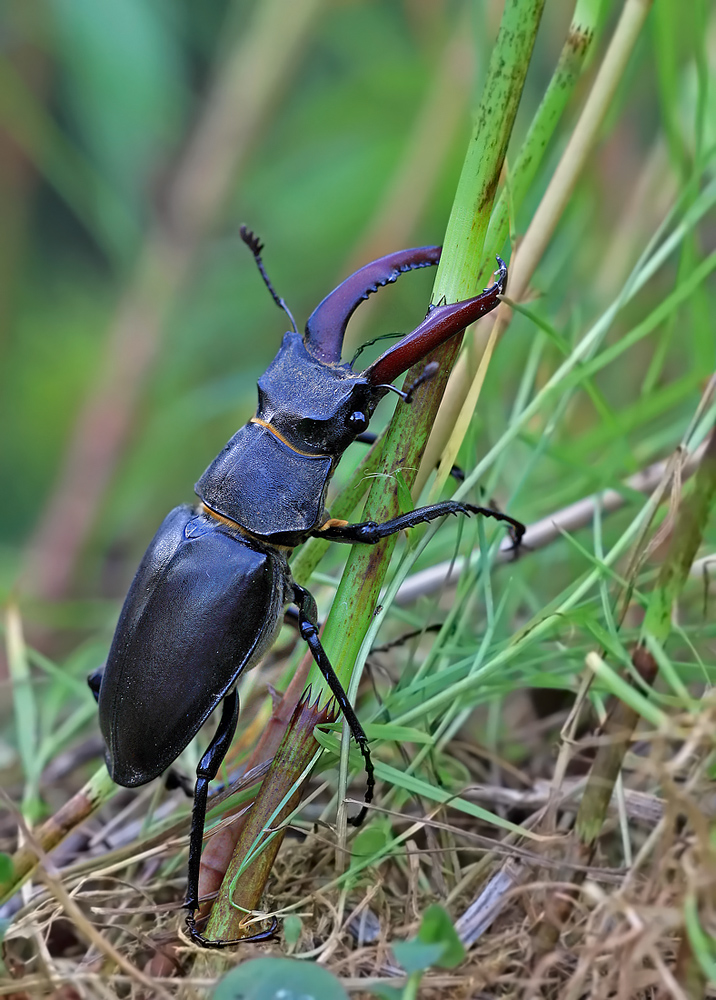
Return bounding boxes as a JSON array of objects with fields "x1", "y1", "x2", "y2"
[{"x1": 430, "y1": 0, "x2": 656, "y2": 498}]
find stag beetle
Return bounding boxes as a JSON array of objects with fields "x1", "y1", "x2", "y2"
[{"x1": 88, "y1": 229, "x2": 524, "y2": 946}]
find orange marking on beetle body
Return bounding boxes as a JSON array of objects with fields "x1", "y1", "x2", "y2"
[{"x1": 250, "y1": 417, "x2": 325, "y2": 459}]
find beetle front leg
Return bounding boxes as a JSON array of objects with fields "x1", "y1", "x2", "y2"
[
  {"x1": 292, "y1": 584, "x2": 374, "y2": 828},
  {"x1": 314, "y1": 500, "x2": 525, "y2": 549}
]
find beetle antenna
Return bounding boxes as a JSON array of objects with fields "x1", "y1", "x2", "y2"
[
  {"x1": 240, "y1": 224, "x2": 298, "y2": 334},
  {"x1": 403, "y1": 361, "x2": 439, "y2": 402},
  {"x1": 377, "y1": 382, "x2": 409, "y2": 402},
  {"x1": 376, "y1": 361, "x2": 440, "y2": 405},
  {"x1": 350, "y1": 331, "x2": 403, "y2": 368}
]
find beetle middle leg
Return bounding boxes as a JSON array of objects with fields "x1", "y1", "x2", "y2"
[{"x1": 292, "y1": 584, "x2": 374, "y2": 828}]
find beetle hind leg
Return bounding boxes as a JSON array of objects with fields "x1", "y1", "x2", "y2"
[
  {"x1": 183, "y1": 689, "x2": 279, "y2": 947},
  {"x1": 293, "y1": 584, "x2": 374, "y2": 828},
  {"x1": 184, "y1": 685, "x2": 280, "y2": 947},
  {"x1": 185, "y1": 688, "x2": 243, "y2": 946},
  {"x1": 87, "y1": 665, "x2": 104, "y2": 703}
]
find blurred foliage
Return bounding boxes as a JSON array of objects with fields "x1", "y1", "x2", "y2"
[
  {"x1": 0, "y1": 0, "x2": 710, "y2": 664},
  {"x1": 0, "y1": 1, "x2": 705, "y2": 603}
]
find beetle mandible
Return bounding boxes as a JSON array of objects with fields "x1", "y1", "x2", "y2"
[{"x1": 89, "y1": 228, "x2": 524, "y2": 946}]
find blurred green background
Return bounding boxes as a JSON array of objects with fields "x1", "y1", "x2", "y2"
[{"x1": 0, "y1": 0, "x2": 710, "y2": 636}]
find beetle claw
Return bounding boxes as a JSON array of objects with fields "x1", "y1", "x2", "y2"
[{"x1": 185, "y1": 910, "x2": 279, "y2": 949}]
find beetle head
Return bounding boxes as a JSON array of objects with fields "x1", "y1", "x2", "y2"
[
  {"x1": 257, "y1": 331, "x2": 382, "y2": 456},
  {"x1": 247, "y1": 235, "x2": 507, "y2": 458}
]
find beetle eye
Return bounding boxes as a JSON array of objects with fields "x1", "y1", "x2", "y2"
[{"x1": 348, "y1": 411, "x2": 368, "y2": 433}]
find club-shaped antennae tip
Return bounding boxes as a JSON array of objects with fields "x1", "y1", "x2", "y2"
[
  {"x1": 239, "y1": 224, "x2": 298, "y2": 334},
  {"x1": 240, "y1": 224, "x2": 263, "y2": 256}
]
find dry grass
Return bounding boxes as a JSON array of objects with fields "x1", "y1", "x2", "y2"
[{"x1": 3, "y1": 680, "x2": 716, "y2": 998}]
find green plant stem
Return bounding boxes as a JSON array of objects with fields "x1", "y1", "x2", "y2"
[
  {"x1": 321, "y1": 0, "x2": 545, "y2": 840},
  {"x1": 204, "y1": 0, "x2": 546, "y2": 942},
  {"x1": 0, "y1": 765, "x2": 115, "y2": 906},
  {"x1": 204, "y1": 694, "x2": 330, "y2": 943}
]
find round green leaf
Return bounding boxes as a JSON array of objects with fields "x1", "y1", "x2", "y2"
[
  {"x1": 417, "y1": 904, "x2": 465, "y2": 969},
  {"x1": 213, "y1": 957, "x2": 349, "y2": 1000},
  {"x1": 392, "y1": 938, "x2": 445, "y2": 974}
]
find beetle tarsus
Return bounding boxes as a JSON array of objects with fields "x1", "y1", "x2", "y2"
[{"x1": 186, "y1": 910, "x2": 279, "y2": 948}]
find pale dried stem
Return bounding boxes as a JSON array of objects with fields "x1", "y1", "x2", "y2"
[
  {"x1": 396, "y1": 440, "x2": 705, "y2": 605},
  {"x1": 416, "y1": 0, "x2": 656, "y2": 497}
]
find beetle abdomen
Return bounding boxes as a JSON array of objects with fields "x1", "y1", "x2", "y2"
[
  {"x1": 98, "y1": 505, "x2": 289, "y2": 787},
  {"x1": 195, "y1": 421, "x2": 332, "y2": 539}
]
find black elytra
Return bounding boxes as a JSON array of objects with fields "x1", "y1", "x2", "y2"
[{"x1": 90, "y1": 230, "x2": 524, "y2": 947}]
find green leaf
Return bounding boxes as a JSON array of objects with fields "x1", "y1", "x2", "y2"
[
  {"x1": 213, "y1": 957, "x2": 349, "y2": 1000},
  {"x1": 369, "y1": 986, "x2": 404, "y2": 1000},
  {"x1": 321, "y1": 721, "x2": 433, "y2": 744},
  {"x1": 394, "y1": 470, "x2": 414, "y2": 516},
  {"x1": 392, "y1": 939, "x2": 446, "y2": 974},
  {"x1": 417, "y1": 905, "x2": 465, "y2": 969},
  {"x1": 350, "y1": 820, "x2": 391, "y2": 867},
  {"x1": 282, "y1": 914, "x2": 302, "y2": 947},
  {"x1": 362, "y1": 722, "x2": 433, "y2": 744},
  {"x1": 684, "y1": 893, "x2": 716, "y2": 983}
]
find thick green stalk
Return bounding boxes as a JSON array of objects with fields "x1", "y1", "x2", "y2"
[
  {"x1": 205, "y1": 0, "x2": 546, "y2": 941},
  {"x1": 434, "y1": 0, "x2": 547, "y2": 302},
  {"x1": 313, "y1": 0, "x2": 546, "y2": 701}
]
